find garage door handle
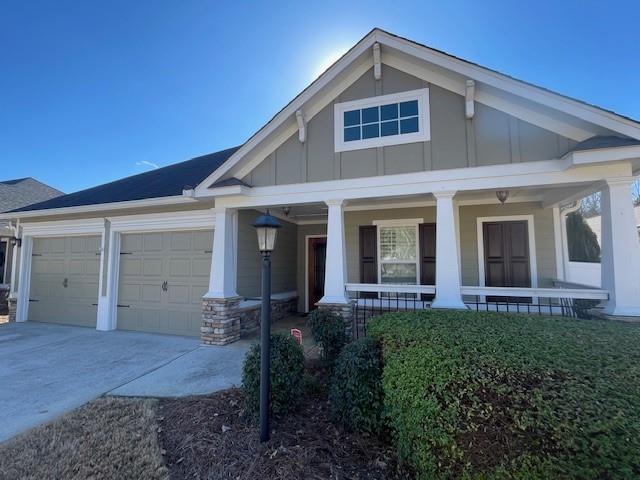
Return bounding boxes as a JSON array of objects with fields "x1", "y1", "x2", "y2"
[
  {"x1": 29, "y1": 299, "x2": 39, "y2": 302},
  {"x1": 62, "y1": 278, "x2": 68, "y2": 288},
  {"x1": 117, "y1": 304, "x2": 130, "y2": 308},
  {"x1": 162, "y1": 281, "x2": 168, "y2": 292}
]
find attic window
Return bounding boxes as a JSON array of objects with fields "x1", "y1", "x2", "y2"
[{"x1": 334, "y1": 88, "x2": 430, "y2": 152}]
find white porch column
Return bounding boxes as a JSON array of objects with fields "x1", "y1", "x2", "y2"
[
  {"x1": 318, "y1": 199, "x2": 349, "y2": 305},
  {"x1": 431, "y1": 191, "x2": 466, "y2": 309},
  {"x1": 600, "y1": 177, "x2": 640, "y2": 316},
  {"x1": 205, "y1": 207, "x2": 238, "y2": 299}
]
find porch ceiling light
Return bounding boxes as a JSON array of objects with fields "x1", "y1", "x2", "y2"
[
  {"x1": 253, "y1": 210, "x2": 281, "y2": 254},
  {"x1": 496, "y1": 190, "x2": 509, "y2": 205}
]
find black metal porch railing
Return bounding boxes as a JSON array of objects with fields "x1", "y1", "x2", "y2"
[
  {"x1": 351, "y1": 290, "x2": 432, "y2": 339},
  {"x1": 347, "y1": 283, "x2": 609, "y2": 340},
  {"x1": 464, "y1": 296, "x2": 600, "y2": 320}
]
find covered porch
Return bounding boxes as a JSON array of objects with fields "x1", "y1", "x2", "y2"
[{"x1": 205, "y1": 177, "x2": 639, "y2": 345}]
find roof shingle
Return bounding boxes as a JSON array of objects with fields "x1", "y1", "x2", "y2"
[{"x1": 12, "y1": 146, "x2": 240, "y2": 213}]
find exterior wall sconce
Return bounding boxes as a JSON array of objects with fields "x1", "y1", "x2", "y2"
[
  {"x1": 496, "y1": 190, "x2": 509, "y2": 204},
  {"x1": 10, "y1": 237, "x2": 21, "y2": 247}
]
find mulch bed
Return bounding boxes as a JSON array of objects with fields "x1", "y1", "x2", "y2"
[{"x1": 157, "y1": 362, "x2": 410, "y2": 480}]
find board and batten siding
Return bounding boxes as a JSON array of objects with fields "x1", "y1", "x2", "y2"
[
  {"x1": 243, "y1": 65, "x2": 576, "y2": 187},
  {"x1": 458, "y1": 203, "x2": 557, "y2": 288},
  {"x1": 236, "y1": 209, "x2": 297, "y2": 298}
]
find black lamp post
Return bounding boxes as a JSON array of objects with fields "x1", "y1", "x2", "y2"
[{"x1": 253, "y1": 210, "x2": 281, "y2": 442}]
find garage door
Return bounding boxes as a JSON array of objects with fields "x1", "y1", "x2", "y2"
[
  {"x1": 117, "y1": 230, "x2": 213, "y2": 336},
  {"x1": 29, "y1": 236, "x2": 101, "y2": 326}
]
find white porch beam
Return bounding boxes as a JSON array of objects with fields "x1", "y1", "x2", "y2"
[
  {"x1": 212, "y1": 160, "x2": 632, "y2": 209},
  {"x1": 205, "y1": 208, "x2": 238, "y2": 299},
  {"x1": 318, "y1": 199, "x2": 349, "y2": 305},
  {"x1": 599, "y1": 177, "x2": 640, "y2": 316},
  {"x1": 431, "y1": 191, "x2": 466, "y2": 309}
]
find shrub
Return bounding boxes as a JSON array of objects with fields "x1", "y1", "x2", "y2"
[
  {"x1": 307, "y1": 309, "x2": 348, "y2": 367},
  {"x1": 329, "y1": 337, "x2": 384, "y2": 433},
  {"x1": 368, "y1": 310, "x2": 640, "y2": 480},
  {"x1": 241, "y1": 333, "x2": 305, "y2": 417}
]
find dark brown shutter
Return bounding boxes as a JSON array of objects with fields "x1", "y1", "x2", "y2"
[
  {"x1": 419, "y1": 223, "x2": 436, "y2": 300},
  {"x1": 359, "y1": 225, "x2": 377, "y2": 298}
]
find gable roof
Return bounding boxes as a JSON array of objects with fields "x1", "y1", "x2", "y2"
[
  {"x1": 0, "y1": 178, "x2": 63, "y2": 213},
  {"x1": 12, "y1": 147, "x2": 239, "y2": 213},
  {"x1": 195, "y1": 28, "x2": 640, "y2": 191}
]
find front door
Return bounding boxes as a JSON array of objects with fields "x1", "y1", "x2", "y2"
[
  {"x1": 307, "y1": 237, "x2": 327, "y2": 310},
  {"x1": 483, "y1": 221, "x2": 531, "y2": 302}
]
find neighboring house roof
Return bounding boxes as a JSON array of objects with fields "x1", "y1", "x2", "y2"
[
  {"x1": 12, "y1": 147, "x2": 240, "y2": 213},
  {"x1": 570, "y1": 135, "x2": 640, "y2": 153},
  {"x1": 0, "y1": 177, "x2": 63, "y2": 213}
]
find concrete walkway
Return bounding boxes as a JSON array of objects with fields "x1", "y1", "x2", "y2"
[{"x1": 0, "y1": 322, "x2": 250, "y2": 443}]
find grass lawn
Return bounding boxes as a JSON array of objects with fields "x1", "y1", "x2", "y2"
[{"x1": 0, "y1": 397, "x2": 167, "y2": 480}]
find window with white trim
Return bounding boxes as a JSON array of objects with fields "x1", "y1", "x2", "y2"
[
  {"x1": 334, "y1": 88, "x2": 430, "y2": 152},
  {"x1": 377, "y1": 224, "x2": 419, "y2": 286}
]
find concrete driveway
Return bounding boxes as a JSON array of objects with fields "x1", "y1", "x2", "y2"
[{"x1": 0, "y1": 322, "x2": 250, "y2": 443}]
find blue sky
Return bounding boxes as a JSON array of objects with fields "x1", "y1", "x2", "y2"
[{"x1": 1, "y1": 0, "x2": 639, "y2": 193}]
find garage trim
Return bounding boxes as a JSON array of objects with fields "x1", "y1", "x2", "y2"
[
  {"x1": 104, "y1": 210, "x2": 217, "y2": 331},
  {"x1": 16, "y1": 219, "x2": 105, "y2": 323},
  {"x1": 16, "y1": 210, "x2": 217, "y2": 329}
]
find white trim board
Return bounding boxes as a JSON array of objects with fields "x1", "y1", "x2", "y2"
[
  {"x1": 211, "y1": 160, "x2": 632, "y2": 209},
  {"x1": 304, "y1": 234, "x2": 327, "y2": 312},
  {"x1": 334, "y1": 88, "x2": 430, "y2": 152},
  {"x1": 109, "y1": 210, "x2": 216, "y2": 233},
  {"x1": 0, "y1": 195, "x2": 199, "y2": 220},
  {"x1": 476, "y1": 215, "x2": 538, "y2": 302}
]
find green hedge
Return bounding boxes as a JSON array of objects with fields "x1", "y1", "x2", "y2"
[
  {"x1": 368, "y1": 310, "x2": 640, "y2": 479},
  {"x1": 242, "y1": 334, "x2": 305, "y2": 417},
  {"x1": 329, "y1": 337, "x2": 384, "y2": 433},
  {"x1": 307, "y1": 309, "x2": 349, "y2": 368}
]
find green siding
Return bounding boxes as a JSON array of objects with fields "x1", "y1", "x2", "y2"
[{"x1": 243, "y1": 65, "x2": 575, "y2": 187}]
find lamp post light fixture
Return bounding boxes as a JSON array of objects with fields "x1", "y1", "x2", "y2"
[{"x1": 253, "y1": 210, "x2": 281, "y2": 443}]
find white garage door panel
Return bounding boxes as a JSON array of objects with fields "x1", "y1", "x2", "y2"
[
  {"x1": 28, "y1": 236, "x2": 100, "y2": 327},
  {"x1": 117, "y1": 230, "x2": 212, "y2": 337}
]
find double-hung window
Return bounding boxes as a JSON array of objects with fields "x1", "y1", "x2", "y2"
[
  {"x1": 335, "y1": 88, "x2": 430, "y2": 152},
  {"x1": 374, "y1": 220, "x2": 421, "y2": 295}
]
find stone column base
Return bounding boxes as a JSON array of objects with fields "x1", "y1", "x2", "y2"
[
  {"x1": 7, "y1": 297, "x2": 17, "y2": 323},
  {"x1": 201, "y1": 297, "x2": 242, "y2": 345},
  {"x1": 317, "y1": 301, "x2": 355, "y2": 338}
]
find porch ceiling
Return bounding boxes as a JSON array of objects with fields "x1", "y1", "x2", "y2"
[{"x1": 253, "y1": 182, "x2": 600, "y2": 224}]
